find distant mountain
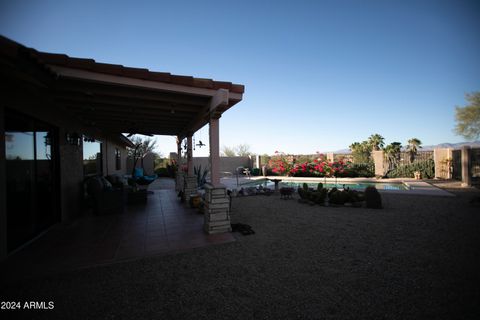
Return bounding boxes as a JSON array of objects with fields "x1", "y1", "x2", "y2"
[
  {"x1": 333, "y1": 141, "x2": 480, "y2": 154},
  {"x1": 334, "y1": 148, "x2": 352, "y2": 154},
  {"x1": 421, "y1": 141, "x2": 480, "y2": 151}
]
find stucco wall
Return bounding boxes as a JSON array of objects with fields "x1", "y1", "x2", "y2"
[
  {"x1": 192, "y1": 156, "x2": 252, "y2": 175},
  {"x1": 434, "y1": 148, "x2": 453, "y2": 179},
  {"x1": 371, "y1": 150, "x2": 386, "y2": 177},
  {"x1": 102, "y1": 138, "x2": 128, "y2": 176},
  {"x1": 126, "y1": 152, "x2": 155, "y2": 176}
]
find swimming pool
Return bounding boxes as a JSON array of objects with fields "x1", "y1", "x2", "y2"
[{"x1": 239, "y1": 178, "x2": 409, "y2": 191}]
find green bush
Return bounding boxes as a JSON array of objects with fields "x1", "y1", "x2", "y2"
[
  {"x1": 386, "y1": 159, "x2": 435, "y2": 179},
  {"x1": 251, "y1": 168, "x2": 261, "y2": 176},
  {"x1": 328, "y1": 190, "x2": 349, "y2": 205},
  {"x1": 155, "y1": 167, "x2": 170, "y2": 177},
  {"x1": 348, "y1": 163, "x2": 375, "y2": 177}
]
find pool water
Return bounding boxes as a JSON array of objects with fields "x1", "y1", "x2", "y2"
[{"x1": 239, "y1": 179, "x2": 409, "y2": 191}]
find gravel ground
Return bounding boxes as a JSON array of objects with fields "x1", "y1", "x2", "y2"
[{"x1": 1, "y1": 187, "x2": 480, "y2": 319}]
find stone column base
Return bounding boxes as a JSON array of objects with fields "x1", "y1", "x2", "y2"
[
  {"x1": 183, "y1": 175, "x2": 198, "y2": 203},
  {"x1": 176, "y1": 171, "x2": 184, "y2": 193},
  {"x1": 203, "y1": 183, "x2": 231, "y2": 234}
]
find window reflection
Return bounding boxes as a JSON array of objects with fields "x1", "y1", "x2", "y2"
[
  {"x1": 5, "y1": 132, "x2": 34, "y2": 160},
  {"x1": 36, "y1": 131, "x2": 51, "y2": 160}
]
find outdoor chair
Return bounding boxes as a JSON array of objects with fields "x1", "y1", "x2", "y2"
[
  {"x1": 85, "y1": 176, "x2": 126, "y2": 215},
  {"x1": 133, "y1": 167, "x2": 158, "y2": 186}
]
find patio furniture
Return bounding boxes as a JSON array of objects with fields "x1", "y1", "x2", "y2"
[
  {"x1": 85, "y1": 176, "x2": 125, "y2": 215},
  {"x1": 133, "y1": 167, "x2": 158, "y2": 186}
]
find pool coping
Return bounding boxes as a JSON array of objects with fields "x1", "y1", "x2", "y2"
[{"x1": 240, "y1": 176, "x2": 455, "y2": 197}]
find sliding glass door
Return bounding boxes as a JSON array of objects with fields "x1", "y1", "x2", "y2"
[{"x1": 5, "y1": 110, "x2": 59, "y2": 252}]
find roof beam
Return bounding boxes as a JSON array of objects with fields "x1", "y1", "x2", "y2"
[
  {"x1": 178, "y1": 89, "x2": 229, "y2": 139},
  {"x1": 49, "y1": 65, "x2": 232, "y2": 98}
]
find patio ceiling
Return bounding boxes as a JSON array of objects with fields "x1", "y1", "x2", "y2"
[{"x1": 0, "y1": 36, "x2": 244, "y2": 139}]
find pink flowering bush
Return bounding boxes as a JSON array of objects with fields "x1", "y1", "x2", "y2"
[{"x1": 268, "y1": 152, "x2": 353, "y2": 177}]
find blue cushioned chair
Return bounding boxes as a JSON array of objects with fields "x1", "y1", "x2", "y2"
[{"x1": 133, "y1": 167, "x2": 158, "y2": 186}]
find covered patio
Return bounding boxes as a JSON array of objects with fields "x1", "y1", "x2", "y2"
[
  {"x1": 0, "y1": 178, "x2": 235, "y2": 281},
  {"x1": 0, "y1": 36, "x2": 244, "y2": 261}
]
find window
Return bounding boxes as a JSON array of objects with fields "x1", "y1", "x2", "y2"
[{"x1": 115, "y1": 148, "x2": 121, "y2": 170}]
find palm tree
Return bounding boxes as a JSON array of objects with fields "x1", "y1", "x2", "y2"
[
  {"x1": 384, "y1": 142, "x2": 402, "y2": 171},
  {"x1": 368, "y1": 134, "x2": 385, "y2": 151},
  {"x1": 349, "y1": 142, "x2": 371, "y2": 163},
  {"x1": 406, "y1": 138, "x2": 422, "y2": 163}
]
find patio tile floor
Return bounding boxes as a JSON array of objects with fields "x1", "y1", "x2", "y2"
[{"x1": 0, "y1": 178, "x2": 235, "y2": 282}]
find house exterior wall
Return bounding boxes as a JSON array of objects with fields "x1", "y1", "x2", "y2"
[
  {"x1": 102, "y1": 137, "x2": 128, "y2": 176},
  {"x1": 126, "y1": 152, "x2": 155, "y2": 176},
  {"x1": 0, "y1": 102, "x2": 129, "y2": 259}
]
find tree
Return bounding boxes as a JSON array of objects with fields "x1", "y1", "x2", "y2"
[
  {"x1": 455, "y1": 91, "x2": 480, "y2": 140},
  {"x1": 406, "y1": 138, "x2": 422, "y2": 163},
  {"x1": 349, "y1": 141, "x2": 372, "y2": 163},
  {"x1": 221, "y1": 145, "x2": 236, "y2": 157},
  {"x1": 235, "y1": 144, "x2": 252, "y2": 157},
  {"x1": 384, "y1": 142, "x2": 402, "y2": 171},
  {"x1": 368, "y1": 133, "x2": 385, "y2": 151},
  {"x1": 127, "y1": 135, "x2": 157, "y2": 175},
  {"x1": 221, "y1": 144, "x2": 252, "y2": 157}
]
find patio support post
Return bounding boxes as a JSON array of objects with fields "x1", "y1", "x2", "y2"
[
  {"x1": 0, "y1": 106, "x2": 7, "y2": 260},
  {"x1": 203, "y1": 89, "x2": 231, "y2": 234},
  {"x1": 187, "y1": 135, "x2": 193, "y2": 175},
  {"x1": 461, "y1": 146, "x2": 472, "y2": 187},
  {"x1": 175, "y1": 136, "x2": 183, "y2": 192},
  {"x1": 183, "y1": 134, "x2": 197, "y2": 203},
  {"x1": 209, "y1": 118, "x2": 220, "y2": 187}
]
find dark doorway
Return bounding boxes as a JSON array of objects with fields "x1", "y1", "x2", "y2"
[{"x1": 4, "y1": 110, "x2": 59, "y2": 252}]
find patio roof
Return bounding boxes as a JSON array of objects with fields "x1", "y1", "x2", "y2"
[{"x1": 0, "y1": 36, "x2": 244, "y2": 139}]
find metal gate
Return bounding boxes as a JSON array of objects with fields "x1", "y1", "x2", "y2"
[
  {"x1": 471, "y1": 148, "x2": 480, "y2": 184},
  {"x1": 452, "y1": 150, "x2": 462, "y2": 180}
]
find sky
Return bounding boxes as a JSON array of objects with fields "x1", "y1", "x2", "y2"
[{"x1": 1, "y1": 0, "x2": 479, "y2": 157}]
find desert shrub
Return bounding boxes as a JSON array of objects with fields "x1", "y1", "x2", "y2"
[
  {"x1": 328, "y1": 187, "x2": 338, "y2": 198},
  {"x1": 155, "y1": 167, "x2": 169, "y2": 177},
  {"x1": 297, "y1": 187, "x2": 307, "y2": 199},
  {"x1": 386, "y1": 159, "x2": 434, "y2": 179},
  {"x1": 317, "y1": 183, "x2": 323, "y2": 191},
  {"x1": 365, "y1": 186, "x2": 382, "y2": 209},
  {"x1": 348, "y1": 163, "x2": 375, "y2": 177},
  {"x1": 328, "y1": 190, "x2": 348, "y2": 205},
  {"x1": 313, "y1": 189, "x2": 328, "y2": 205},
  {"x1": 345, "y1": 189, "x2": 362, "y2": 203},
  {"x1": 166, "y1": 164, "x2": 177, "y2": 178},
  {"x1": 251, "y1": 168, "x2": 261, "y2": 176}
]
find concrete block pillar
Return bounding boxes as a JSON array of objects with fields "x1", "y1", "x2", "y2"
[
  {"x1": 183, "y1": 175, "x2": 197, "y2": 203},
  {"x1": 434, "y1": 148, "x2": 453, "y2": 179},
  {"x1": 255, "y1": 154, "x2": 260, "y2": 168},
  {"x1": 203, "y1": 183, "x2": 231, "y2": 234},
  {"x1": 461, "y1": 146, "x2": 471, "y2": 187},
  {"x1": 327, "y1": 152, "x2": 334, "y2": 162},
  {"x1": 372, "y1": 150, "x2": 386, "y2": 177}
]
